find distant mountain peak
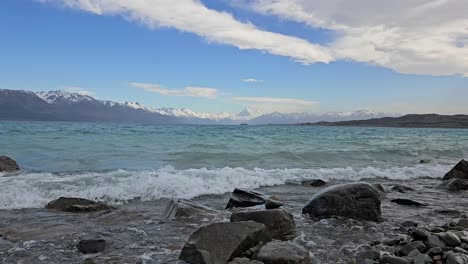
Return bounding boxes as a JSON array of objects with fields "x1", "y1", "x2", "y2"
[{"x1": 37, "y1": 90, "x2": 95, "y2": 104}]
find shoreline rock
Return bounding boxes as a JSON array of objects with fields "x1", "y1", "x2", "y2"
[
  {"x1": 45, "y1": 197, "x2": 114, "y2": 212},
  {"x1": 0, "y1": 156, "x2": 19, "y2": 172},
  {"x1": 443, "y1": 159, "x2": 468, "y2": 180}
]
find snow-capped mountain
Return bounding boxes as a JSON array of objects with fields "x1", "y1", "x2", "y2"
[{"x1": 0, "y1": 89, "x2": 400, "y2": 124}]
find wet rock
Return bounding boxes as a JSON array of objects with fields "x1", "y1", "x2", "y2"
[
  {"x1": 402, "y1": 221, "x2": 418, "y2": 228},
  {"x1": 447, "y1": 179, "x2": 468, "y2": 192},
  {"x1": 434, "y1": 209, "x2": 461, "y2": 217},
  {"x1": 179, "y1": 222, "x2": 272, "y2": 264},
  {"x1": 163, "y1": 199, "x2": 218, "y2": 220},
  {"x1": 400, "y1": 241, "x2": 426, "y2": 256},
  {"x1": 253, "y1": 241, "x2": 311, "y2": 264},
  {"x1": 427, "y1": 235, "x2": 447, "y2": 248},
  {"x1": 301, "y1": 179, "x2": 327, "y2": 187},
  {"x1": 77, "y1": 236, "x2": 106, "y2": 254},
  {"x1": 407, "y1": 250, "x2": 431, "y2": 264},
  {"x1": 390, "y1": 199, "x2": 427, "y2": 207},
  {"x1": 226, "y1": 189, "x2": 268, "y2": 209},
  {"x1": 0, "y1": 156, "x2": 19, "y2": 172},
  {"x1": 228, "y1": 258, "x2": 264, "y2": 264},
  {"x1": 356, "y1": 249, "x2": 380, "y2": 262},
  {"x1": 444, "y1": 160, "x2": 468, "y2": 180},
  {"x1": 412, "y1": 228, "x2": 431, "y2": 240},
  {"x1": 439, "y1": 232, "x2": 462, "y2": 247},
  {"x1": 427, "y1": 247, "x2": 443, "y2": 257},
  {"x1": 45, "y1": 197, "x2": 113, "y2": 212},
  {"x1": 302, "y1": 182, "x2": 382, "y2": 222},
  {"x1": 458, "y1": 218, "x2": 468, "y2": 228},
  {"x1": 381, "y1": 255, "x2": 410, "y2": 264},
  {"x1": 0, "y1": 238, "x2": 14, "y2": 255},
  {"x1": 372, "y1": 184, "x2": 388, "y2": 198},
  {"x1": 420, "y1": 159, "x2": 433, "y2": 164},
  {"x1": 392, "y1": 185, "x2": 415, "y2": 193},
  {"x1": 230, "y1": 209, "x2": 295, "y2": 240},
  {"x1": 446, "y1": 253, "x2": 468, "y2": 264},
  {"x1": 264, "y1": 198, "x2": 283, "y2": 210}
]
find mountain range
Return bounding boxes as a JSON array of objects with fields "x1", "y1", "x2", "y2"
[{"x1": 0, "y1": 89, "x2": 400, "y2": 124}]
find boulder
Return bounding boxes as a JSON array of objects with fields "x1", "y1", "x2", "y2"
[
  {"x1": 427, "y1": 235, "x2": 447, "y2": 248},
  {"x1": 446, "y1": 253, "x2": 468, "y2": 264},
  {"x1": 302, "y1": 182, "x2": 382, "y2": 221},
  {"x1": 264, "y1": 198, "x2": 283, "y2": 210},
  {"x1": 179, "y1": 222, "x2": 272, "y2": 264},
  {"x1": 0, "y1": 156, "x2": 19, "y2": 172},
  {"x1": 230, "y1": 209, "x2": 296, "y2": 240},
  {"x1": 407, "y1": 250, "x2": 431, "y2": 264},
  {"x1": 439, "y1": 232, "x2": 462, "y2": 247},
  {"x1": 390, "y1": 199, "x2": 427, "y2": 207},
  {"x1": 226, "y1": 189, "x2": 268, "y2": 209},
  {"x1": 45, "y1": 197, "x2": 113, "y2": 212},
  {"x1": 77, "y1": 236, "x2": 106, "y2": 254},
  {"x1": 381, "y1": 255, "x2": 410, "y2": 264},
  {"x1": 163, "y1": 199, "x2": 218, "y2": 220},
  {"x1": 301, "y1": 179, "x2": 327, "y2": 187},
  {"x1": 400, "y1": 241, "x2": 426, "y2": 256},
  {"x1": 253, "y1": 241, "x2": 311, "y2": 264},
  {"x1": 412, "y1": 228, "x2": 431, "y2": 241},
  {"x1": 444, "y1": 160, "x2": 468, "y2": 180},
  {"x1": 447, "y1": 179, "x2": 468, "y2": 192}
]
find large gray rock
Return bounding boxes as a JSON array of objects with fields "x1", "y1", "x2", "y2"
[
  {"x1": 253, "y1": 241, "x2": 311, "y2": 264},
  {"x1": 446, "y1": 253, "x2": 468, "y2": 264},
  {"x1": 163, "y1": 199, "x2": 218, "y2": 220},
  {"x1": 447, "y1": 179, "x2": 468, "y2": 192},
  {"x1": 230, "y1": 209, "x2": 296, "y2": 240},
  {"x1": 439, "y1": 232, "x2": 462, "y2": 247},
  {"x1": 77, "y1": 235, "x2": 106, "y2": 254},
  {"x1": 179, "y1": 222, "x2": 272, "y2": 264},
  {"x1": 302, "y1": 182, "x2": 382, "y2": 221},
  {"x1": 427, "y1": 235, "x2": 447, "y2": 248},
  {"x1": 381, "y1": 255, "x2": 410, "y2": 264},
  {"x1": 444, "y1": 160, "x2": 468, "y2": 180},
  {"x1": 0, "y1": 156, "x2": 19, "y2": 172},
  {"x1": 45, "y1": 197, "x2": 114, "y2": 212},
  {"x1": 226, "y1": 189, "x2": 268, "y2": 209}
]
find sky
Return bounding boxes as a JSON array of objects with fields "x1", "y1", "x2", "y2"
[{"x1": 0, "y1": 0, "x2": 467, "y2": 115}]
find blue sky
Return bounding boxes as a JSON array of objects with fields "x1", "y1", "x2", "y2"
[{"x1": 1, "y1": 0, "x2": 467, "y2": 114}]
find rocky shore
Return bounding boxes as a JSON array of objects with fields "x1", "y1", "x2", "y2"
[{"x1": 1, "y1": 157, "x2": 468, "y2": 263}]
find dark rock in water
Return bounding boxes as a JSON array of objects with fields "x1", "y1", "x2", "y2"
[
  {"x1": 392, "y1": 185, "x2": 416, "y2": 193},
  {"x1": 434, "y1": 209, "x2": 461, "y2": 217},
  {"x1": 381, "y1": 255, "x2": 410, "y2": 264},
  {"x1": 162, "y1": 199, "x2": 218, "y2": 220},
  {"x1": 447, "y1": 179, "x2": 468, "y2": 192},
  {"x1": 230, "y1": 209, "x2": 296, "y2": 240},
  {"x1": 179, "y1": 222, "x2": 272, "y2": 264},
  {"x1": 402, "y1": 220, "x2": 418, "y2": 227},
  {"x1": 443, "y1": 160, "x2": 468, "y2": 180},
  {"x1": 301, "y1": 179, "x2": 327, "y2": 187},
  {"x1": 0, "y1": 156, "x2": 19, "y2": 172},
  {"x1": 253, "y1": 241, "x2": 311, "y2": 264},
  {"x1": 228, "y1": 258, "x2": 264, "y2": 264},
  {"x1": 302, "y1": 182, "x2": 382, "y2": 221},
  {"x1": 265, "y1": 198, "x2": 283, "y2": 209},
  {"x1": 458, "y1": 218, "x2": 468, "y2": 228},
  {"x1": 400, "y1": 241, "x2": 426, "y2": 256},
  {"x1": 46, "y1": 197, "x2": 114, "y2": 212},
  {"x1": 372, "y1": 183, "x2": 388, "y2": 198},
  {"x1": 420, "y1": 159, "x2": 433, "y2": 164},
  {"x1": 391, "y1": 199, "x2": 427, "y2": 207},
  {"x1": 226, "y1": 189, "x2": 268, "y2": 209},
  {"x1": 77, "y1": 236, "x2": 106, "y2": 254}
]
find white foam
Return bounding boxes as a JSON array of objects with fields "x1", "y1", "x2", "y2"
[{"x1": 0, "y1": 164, "x2": 451, "y2": 209}]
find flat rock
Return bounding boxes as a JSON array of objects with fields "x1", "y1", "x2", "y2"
[
  {"x1": 45, "y1": 197, "x2": 114, "y2": 212},
  {"x1": 230, "y1": 209, "x2": 296, "y2": 240},
  {"x1": 226, "y1": 189, "x2": 268, "y2": 209},
  {"x1": 179, "y1": 221, "x2": 272, "y2": 264},
  {"x1": 302, "y1": 182, "x2": 382, "y2": 221},
  {"x1": 253, "y1": 241, "x2": 311, "y2": 264},
  {"x1": 391, "y1": 199, "x2": 427, "y2": 207},
  {"x1": 301, "y1": 179, "x2": 327, "y2": 187},
  {"x1": 444, "y1": 160, "x2": 468, "y2": 180},
  {"x1": 0, "y1": 156, "x2": 19, "y2": 172},
  {"x1": 381, "y1": 255, "x2": 410, "y2": 264},
  {"x1": 163, "y1": 199, "x2": 218, "y2": 220},
  {"x1": 77, "y1": 236, "x2": 106, "y2": 254}
]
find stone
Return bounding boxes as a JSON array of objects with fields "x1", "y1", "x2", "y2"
[
  {"x1": 228, "y1": 258, "x2": 264, "y2": 264},
  {"x1": 458, "y1": 218, "x2": 468, "y2": 228},
  {"x1": 302, "y1": 182, "x2": 382, "y2": 222},
  {"x1": 264, "y1": 199, "x2": 283, "y2": 210},
  {"x1": 380, "y1": 255, "x2": 410, "y2": 264},
  {"x1": 400, "y1": 241, "x2": 426, "y2": 256},
  {"x1": 412, "y1": 228, "x2": 431, "y2": 240},
  {"x1": 447, "y1": 179, "x2": 468, "y2": 192},
  {"x1": 77, "y1": 236, "x2": 106, "y2": 254},
  {"x1": 226, "y1": 189, "x2": 268, "y2": 209},
  {"x1": 420, "y1": 159, "x2": 433, "y2": 164},
  {"x1": 427, "y1": 247, "x2": 443, "y2": 257},
  {"x1": 301, "y1": 179, "x2": 327, "y2": 187},
  {"x1": 392, "y1": 185, "x2": 415, "y2": 193},
  {"x1": 162, "y1": 199, "x2": 218, "y2": 220},
  {"x1": 372, "y1": 183, "x2": 388, "y2": 198},
  {"x1": 439, "y1": 232, "x2": 462, "y2": 247},
  {"x1": 427, "y1": 235, "x2": 447, "y2": 248},
  {"x1": 391, "y1": 199, "x2": 427, "y2": 207},
  {"x1": 407, "y1": 250, "x2": 432, "y2": 264},
  {"x1": 444, "y1": 160, "x2": 468, "y2": 180},
  {"x1": 179, "y1": 222, "x2": 272, "y2": 264},
  {"x1": 356, "y1": 249, "x2": 380, "y2": 261},
  {"x1": 0, "y1": 156, "x2": 19, "y2": 172},
  {"x1": 45, "y1": 197, "x2": 113, "y2": 212},
  {"x1": 402, "y1": 221, "x2": 418, "y2": 227},
  {"x1": 446, "y1": 253, "x2": 468, "y2": 264},
  {"x1": 253, "y1": 241, "x2": 311, "y2": 264},
  {"x1": 230, "y1": 209, "x2": 296, "y2": 240}
]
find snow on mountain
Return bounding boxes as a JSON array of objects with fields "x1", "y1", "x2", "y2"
[{"x1": 36, "y1": 90, "x2": 95, "y2": 104}]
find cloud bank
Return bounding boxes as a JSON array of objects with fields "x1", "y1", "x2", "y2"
[{"x1": 130, "y1": 82, "x2": 218, "y2": 99}]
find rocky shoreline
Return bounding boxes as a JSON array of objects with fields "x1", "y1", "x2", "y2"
[{"x1": 1, "y1": 157, "x2": 468, "y2": 263}]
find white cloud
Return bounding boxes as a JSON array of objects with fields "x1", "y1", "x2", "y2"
[
  {"x1": 233, "y1": 96, "x2": 316, "y2": 106},
  {"x1": 130, "y1": 82, "x2": 218, "y2": 99},
  {"x1": 40, "y1": 0, "x2": 332, "y2": 64},
  {"x1": 238, "y1": 0, "x2": 468, "y2": 76},
  {"x1": 242, "y1": 78, "x2": 264, "y2": 83},
  {"x1": 61, "y1": 86, "x2": 95, "y2": 96}
]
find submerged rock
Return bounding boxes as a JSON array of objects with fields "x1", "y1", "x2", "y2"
[
  {"x1": 45, "y1": 197, "x2": 113, "y2": 212},
  {"x1": 77, "y1": 236, "x2": 106, "y2": 254},
  {"x1": 444, "y1": 160, "x2": 468, "y2": 180},
  {"x1": 179, "y1": 222, "x2": 272, "y2": 264},
  {"x1": 253, "y1": 241, "x2": 311, "y2": 264},
  {"x1": 301, "y1": 179, "x2": 327, "y2": 187},
  {"x1": 447, "y1": 179, "x2": 468, "y2": 192},
  {"x1": 226, "y1": 189, "x2": 268, "y2": 209},
  {"x1": 390, "y1": 199, "x2": 427, "y2": 207},
  {"x1": 230, "y1": 209, "x2": 296, "y2": 240},
  {"x1": 302, "y1": 182, "x2": 382, "y2": 221},
  {"x1": 392, "y1": 185, "x2": 416, "y2": 193},
  {"x1": 162, "y1": 199, "x2": 218, "y2": 220},
  {"x1": 0, "y1": 156, "x2": 19, "y2": 172}
]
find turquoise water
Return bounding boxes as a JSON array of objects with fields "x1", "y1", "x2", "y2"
[{"x1": 0, "y1": 121, "x2": 467, "y2": 209}]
